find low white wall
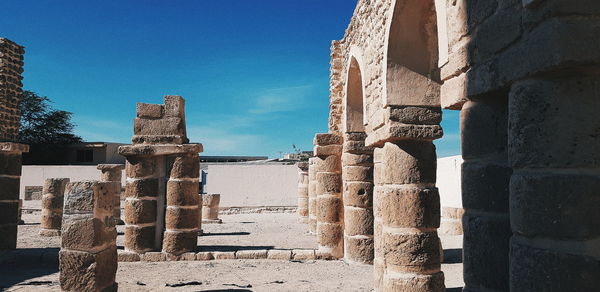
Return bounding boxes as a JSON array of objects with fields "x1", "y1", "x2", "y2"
[
  {"x1": 436, "y1": 155, "x2": 463, "y2": 209},
  {"x1": 204, "y1": 164, "x2": 298, "y2": 207},
  {"x1": 20, "y1": 158, "x2": 463, "y2": 209},
  {"x1": 20, "y1": 165, "x2": 126, "y2": 198}
]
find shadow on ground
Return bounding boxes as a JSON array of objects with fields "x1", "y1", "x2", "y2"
[
  {"x1": 0, "y1": 248, "x2": 59, "y2": 289},
  {"x1": 443, "y1": 248, "x2": 462, "y2": 264},
  {"x1": 447, "y1": 288, "x2": 463, "y2": 292}
]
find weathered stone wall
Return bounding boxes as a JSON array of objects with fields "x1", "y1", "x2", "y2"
[{"x1": 0, "y1": 38, "x2": 25, "y2": 142}]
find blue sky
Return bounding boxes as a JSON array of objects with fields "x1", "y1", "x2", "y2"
[{"x1": 1, "y1": 0, "x2": 460, "y2": 158}]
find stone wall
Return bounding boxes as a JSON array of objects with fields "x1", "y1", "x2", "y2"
[{"x1": 0, "y1": 38, "x2": 25, "y2": 142}]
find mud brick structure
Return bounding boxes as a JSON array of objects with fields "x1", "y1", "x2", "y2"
[
  {"x1": 39, "y1": 178, "x2": 69, "y2": 236},
  {"x1": 307, "y1": 157, "x2": 320, "y2": 234},
  {"x1": 0, "y1": 38, "x2": 27, "y2": 250},
  {"x1": 202, "y1": 194, "x2": 221, "y2": 224},
  {"x1": 97, "y1": 164, "x2": 125, "y2": 225},
  {"x1": 341, "y1": 132, "x2": 374, "y2": 264},
  {"x1": 119, "y1": 96, "x2": 202, "y2": 256},
  {"x1": 59, "y1": 181, "x2": 117, "y2": 292},
  {"x1": 296, "y1": 161, "x2": 309, "y2": 223},
  {"x1": 314, "y1": 133, "x2": 344, "y2": 259}
]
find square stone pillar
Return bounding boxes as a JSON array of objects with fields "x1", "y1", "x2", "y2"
[
  {"x1": 59, "y1": 181, "x2": 118, "y2": 292},
  {"x1": 341, "y1": 132, "x2": 374, "y2": 264},
  {"x1": 0, "y1": 143, "x2": 28, "y2": 249},
  {"x1": 296, "y1": 161, "x2": 309, "y2": 223},
  {"x1": 39, "y1": 178, "x2": 70, "y2": 236},
  {"x1": 119, "y1": 96, "x2": 202, "y2": 256},
  {"x1": 97, "y1": 164, "x2": 125, "y2": 225},
  {"x1": 314, "y1": 133, "x2": 344, "y2": 259}
]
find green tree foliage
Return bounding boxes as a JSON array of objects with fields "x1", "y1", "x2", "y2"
[{"x1": 19, "y1": 91, "x2": 82, "y2": 164}]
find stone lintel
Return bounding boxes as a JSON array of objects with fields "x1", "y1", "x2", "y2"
[
  {"x1": 118, "y1": 144, "x2": 203, "y2": 157},
  {"x1": 97, "y1": 164, "x2": 125, "y2": 171},
  {"x1": 366, "y1": 122, "x2": 443, "y2": 148},
  {"x1": 0, "y1": 142, "x2": 29, "y2": 154},
  {"x1": 313, "y1": 133, "x2": 343, "y2": 146}
]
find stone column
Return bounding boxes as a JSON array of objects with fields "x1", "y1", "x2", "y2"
[
  {"x1": 508, "y1": 75, "x2": 600, "y2": 291},
  {"x1": 201, "y1": 194, "x2": 221, "y2": 223},
  {"x1": 461, "y1": 98, "x2": 511, "y2": 292},
  {"x1": 59, "y1": 181, "x2": 117, "y2": 292},
  {"x1": 97, "y1": 164, "x2": 124, "y2": 225},
  {"x1": 342, "y1": 132, "x2": 374, "y2": 264},
  {"x1": 296, "y1": 161, "x2": 309, "y2": 223},
  {"x1": 308, "y1": 157, "x2": 320, "y2": 234},
  {"x1": 0, "y1": 143, "x2": 28, "y2": 249},
  {"x1": 314, "y1": 133, "x2": 343, "y2": 259},
  {"x1": 39, "y1": 178, "x2": 69, "y2": 236},
  {"x1": 163, "y1": 153, "x2": 200, "y2": 255},
  {"x1": 0, "y1": 38, "x2": 26, "y2": 250}
]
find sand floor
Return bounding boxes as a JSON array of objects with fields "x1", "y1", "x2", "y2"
[{"x1": 1, "y1": 210, "x2": 464, "y2": 291}]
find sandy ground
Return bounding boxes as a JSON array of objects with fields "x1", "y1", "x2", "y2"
[{"x1": 1, "y1": 209, "x2": 464, "y2": 291}]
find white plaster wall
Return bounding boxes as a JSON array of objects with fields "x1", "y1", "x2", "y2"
[
  {"x1": 436, "y1": 155, "x2": 463, "y2": 208},
  {"x1": 20, "y1": 165, "x2": 126, "y2": 198},
  {"x1": 204, "y1": 164, "x2": 298, "y2": 208}
]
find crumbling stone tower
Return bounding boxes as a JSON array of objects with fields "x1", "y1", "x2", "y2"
[
  {"x1": 119, "y1": 96, "x2": 202, "y2": 256},
  {"x1": 0, "y1": 38, "x2": 28, "y2": 250}
]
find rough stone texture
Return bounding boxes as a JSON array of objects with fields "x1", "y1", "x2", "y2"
[
  {"x1": 59, "y1": 181, "x2": 117, "y2": 292},
  {"x1": 0, "y1": 38, "x2": 25, "y2": 142},
  {"x1": 24, "y1": 186, "x2": 43, "y2": 200},
  {"x1": 39, "y1": 178, "x2": 69, "y2": 236},
  {"x1": 97, "y1": 164, "x2": 124, "y2": 225},
  {"x1": 296, "y1": 161, "x2": 309, "y2": 223},
  {"x1": 202, "y1": 193, "x2": 221, "y2": 223},
  {"x1": 0, "y1": 144, "x2": 28, "y2": 249},
  {"x1": 308, "y1": 157, "x2": 321, "y2": 234}
]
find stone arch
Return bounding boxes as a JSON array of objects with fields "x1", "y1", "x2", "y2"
[
  {"x1": 344, "y1": 49, "x2": 367, "y2": 133},
  {"x1": 383, "y1": 0, "x2": 440, "y2": 107}
]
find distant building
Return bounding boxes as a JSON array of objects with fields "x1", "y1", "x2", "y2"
[{"x1": 283, "y1": 151, "x2": 313, "y2": 161}]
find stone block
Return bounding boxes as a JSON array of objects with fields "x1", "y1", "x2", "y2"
[
  {"x1": 59, "y1": 247, "x2": 117, "y2": 292},
  {"x1": 162, "y1": 231, "x2": 197, "y2": 255},
  {"x1": 343, "y1": 141, "x2": 374, "y2": 155},
  {"x1": 342, "y1": 166, "x2": 373, "y2": 182},
  {"x1": 462, "y1": 213, "x2": 511, "y2": 291},
  {"x1": 235, "y1": 249, "x2": 268, "y2": 259},
  {"x1": 383, "y1": 271, "x2": 444, "y2": 292},
  {"x1": 314, "y1": 145, "x2": 343, "y2": 157},
  {"x1": 317, "y1": 223, "x2": 343, "y2": 247},
  {"x1": 343, "y1": 181, "x2": 373, "y2": 208},
  {"x1": 381, "y1": 141, "x2": 437, "y2": 185},
  {"x1": 136, "y1": 103, "x2": 164, "y2": 119},
  {"x1": 64, "y1": 181, "x2": 114, "y2": 217},
  {"x1": 316, "y1": 155, "x2": 341, "y2": 173},
  {"x1": 166, "y1": 180, "x2": 199, "y2": 206},
  {"x1": 24, "y1": 186, "x2": 43, "y2": 200},
  {"x1": 125, "y1": 179, "x2": 159, "y2": 198},
  {"x1": 511, "y1": 172, "x2": 600, "y2": 239},
  {"x1": 440, "y1": 73, "x2": 468, "y2": 110},
  {"x1": 123, "y1": 199, "x2": 157, "y2": 225},
  {"x1": 61, "y1": 216, "x2": 117, "y2": 251},
  {"x1": 169, "y1": 155, "x2": 199, "y2": 179},
  {"x1": 292, "y1": 249, "x2": 316, "y2": 261},
  {"x1": 509, "y1": 76, "x2": 600, "y2": 168},
  {"x1": 382, "y1": 231, "x2": 441, "y2": 273},
  {"x1": 462, "y1": 160, "x2": 511, "y2": 212},
  {"x1": 267, "y1": 249, "x2": 292, "y2": 260},
  {"x1": 0, "y1": 177, "x2": 19, "y2": 201},
  {"x1": 460, "y1": 99, "x2": 508, "y2": 159},
  {"x1": 342, "y1": 153, "x2": 373, "y2": 166},
  {"x1": 196, "y1": 252, "x2": 214, "y2": 260},
  {"x1": 0, "y1": 153, "x2": 21, "y2": 175},
  {"x1": 117, "y1": 251, "x2": 140, "y2": 262},
  {"x1": 317, "y1": 196, "x2": 342, "y2": 223},
  {"x1": 510, "y1": 238, "x2": 600, "y2": 292},
  {"x1": 164, "y1": 96, "x2": 186, "y2": 118},
  {"x1": 387, "y1": 106, "x2": 442, "y2": 125},
  {"x1": 124, "y1": 225, "x2": 156, "y2": 253},
  {"x1": 180, "y1": 252, "x2": 197, "y2": 261},
  {"x1": 133, "y1": 117, "x2": 185, "y2": 137},
  {"x1": 344, "y1": 236, "x2": 374, "y2": 264},
  {"x1": 313, "y1": 133, "x2": 343, "y2": 146},
  {"x1": 378, "y1": 186, "x2": 440, "y2": 229},
  {"x1": 344, "y1": 207, "x2": 374, "y2": 236},
  {"x1": 165, "y1": 207, "x2": 199, "y2": 230},
  {"x1": 213, "y1": 251, "x2": 236, "y2": 260},
  {"x1": 316, "y1": 172, "x2": 341, "y2": 194},
  {"x1": 142, "y1": 252, "x2": 166, "y2": 262},
  {"x1": 126, "y1": 157, "x2": 156, "y2": 178}
]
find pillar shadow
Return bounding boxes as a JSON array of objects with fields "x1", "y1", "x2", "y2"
[
  {"x1": 0, "y1": 248, "x2": 59, "y2": 289},
  {"x1": 202, "y1": 232, "x2": 251, "y2": 237},
  {"x1": 443, "y1": 248, "x2": 463, "y2": 264},
  {"x1": 198, "y1": 245, "x2": 274, "y2": 252},
  {"x1": 202, "y1": 290, "x2": 252, "y2": 292},
  {"x1": 446, "y1": 288, "x2": 463, "y2": 292}
]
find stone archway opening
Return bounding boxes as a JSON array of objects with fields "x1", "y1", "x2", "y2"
[{"x1": 345, "y1": 57, "x2": 365, "y2": 134}]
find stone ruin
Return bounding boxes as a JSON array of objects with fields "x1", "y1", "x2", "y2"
[
  {"x1": 295, "y1": 161, "x2": 309, "y2": 223},
  {"x1": 118, "y1": 96, "x2": 203, "y2": 258},
  {"x1": 39, "y1": 178, "x2": 69, "y2": 237}
]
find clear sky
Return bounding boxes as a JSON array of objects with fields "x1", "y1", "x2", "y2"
[{"x1": 1, "y1": 0, "x2": 460, "y2": 158}]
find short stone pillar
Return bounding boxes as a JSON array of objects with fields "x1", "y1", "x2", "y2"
[
  {"x1": 119, "y1": 96, "x2": 202, "y2": 256},
  {"x1": 296, "y1": 161, "x2": 309, "y2": 223},
  {"x1": 314, "y1": 133, "x2": 343, "y2": 259},
  {"x1": 307, "y1": 157, "x2": 319, "y2": 233},
  {"x1": 341, "y1": 132, "x2": 374, "y2": 264},
  {"x1": 202, "y1": 194, "x2": 221, "y2": 224},
  {"x1": 59, "y1": 181, "x2": 117, "y2": 292},
  {"x1": 39, "y1": 178, "x2": 69, "y2": 236},
  {"x1": 97, "y1": 164, "x2": 125, "y2": 225},
  {"x1": 0, "y1": 143, "x2": 28, "y2": 249}
]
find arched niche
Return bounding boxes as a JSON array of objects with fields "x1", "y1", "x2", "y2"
[
  {"x1": 345, "y1": 56, "x2": 365, "y2": 133},
  {"x1": 384, "y1": 0, "x2": 441, "y2": 107}
]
